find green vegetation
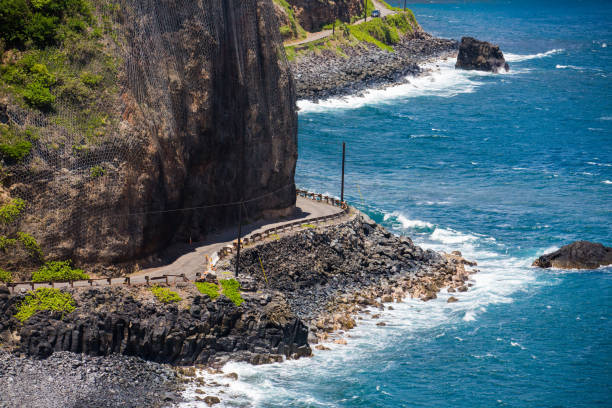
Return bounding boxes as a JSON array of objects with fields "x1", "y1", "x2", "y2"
[
  {"x1": 0, "y1": 198, "x2": 26, "y2": 224},
  {"x1": 16, "y1": 232, "x2": 44, "y2": 260},
  {"x1": 349, "y1": 13, "x2": 415, "y2": 51},
  {"x1": 31, "y1": 260, "x2": 88, "y2": 282},
  {"x1": 301, "y1": 223, "x2": 316, "y2": 228},
  {"x1": 273, "y1": 0, "x2": 306, "y2": 40},
  {"x1": 195, "y1": 281, "x2": 220, "y2": 300},
  {"x1": 89, "y1": 164, "x2": 105, "y2": 178},
  {"x1": 194, "y1": 280, "x2": 244, "y2": 306},
  {"x1": 0, "y1": 0, "x2": 120, "y2": 144},
  {"x1": 285, "y1": 11, "x2": 418, "y2": 61},
  {"x1": 0, "y1": 236, "x2": 17, "y2": 251},
  {"x1": 0, "y1": 268, "x2": 12, "y2": 283},
  {"x1": 150, "y1": 285, "x2": 181, "y2": 304},
  {"x1": 220, "y1": 279, "x2": 244, "y2": 306},
  {"x1": 0, "y1": 0, "x2": 93, "y2": 49},
  {"x1": 14, "y1": 287, "x2": 76, "y2": 322},
  {"x1": 0, "y1": 124, "x2": 37, "y2": 162}
]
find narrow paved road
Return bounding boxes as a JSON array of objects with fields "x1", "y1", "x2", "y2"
[
  {"x1": 285, "y1": 0, "x2": 397, "y2": 47},
  {"x1": 9, "y1": 197, "x2": 346, "y2": 292}
]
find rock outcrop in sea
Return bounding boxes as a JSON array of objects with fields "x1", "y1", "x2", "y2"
[
  {"x1": 533, "y1": 241, "x2": 612, "y2": 269},
  {"x1": 455, "y1": 36, "x2": 509, "y2": 73}
]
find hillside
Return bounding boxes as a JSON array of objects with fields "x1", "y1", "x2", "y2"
[{"x1": 0, "y1": 0, "x2": 297, "y2": 277}]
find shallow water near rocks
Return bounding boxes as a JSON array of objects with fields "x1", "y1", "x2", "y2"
[{"x1": 182, "y1": 1, "x2": 611, "y2": 406}]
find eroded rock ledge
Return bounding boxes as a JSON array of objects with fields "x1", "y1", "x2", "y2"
[{"x1": 0, "y1": 217, "x2": 475, "y2": 369}]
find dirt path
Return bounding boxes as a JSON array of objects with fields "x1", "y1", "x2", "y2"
[{"x1": 284, "y1": 0, "x2": 398, "y2": 47}]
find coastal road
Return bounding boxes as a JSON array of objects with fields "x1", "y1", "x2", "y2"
[
  {"x1": 8, "y1": 196, "x2": 347, "y2": 292},
  {"x1": 285, "y1": 0, "x2": 397, "y2": 47}
]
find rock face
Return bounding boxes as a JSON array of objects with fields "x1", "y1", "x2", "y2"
[
  {"x1": 533, "y1": 241, "x2": 612, "y2": 270},
  {"x1": 288, "y1": 0, "x2": 364, "y2": 31},
  {"x1": 1, "y1": 0, "x2": 297, "y2": 274},
  {"x1": 455, "y1": 36, "x2": 509, "y2": 73},
  {"x1": 0, "y1": 286, "x2": 310, "y2": 365}
]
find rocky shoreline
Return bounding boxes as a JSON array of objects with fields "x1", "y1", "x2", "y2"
[
  {"x1": 0, "y1": 215, "x2": 476, "y2": 407},
  {"x1": 0, "y1": 350, "x2": 182, "y2": 408},
  {"x1": 290, "y1": 32, "x2": 459, "y2": 101}
]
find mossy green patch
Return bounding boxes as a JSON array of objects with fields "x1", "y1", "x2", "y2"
[
  {"x1": 31, "y1": 260, "x2": 88, "y2": 282},
  {"x1": 273, "y1": 0, "x2": 306, "y2": 40},
  {"x1": 150, "y1": 286, "x2": 181, "y2": 304},
  {"x1": 195, "y1": 281, "x2": 220, "y2": 300},
  {"x1": 14, "y1": 288, "x2": 76, "y2": 322},
  {"x1": 0, "y1": 124, "x2": 37, "y2": 163},
  {"x1": 16, "y1": 232, "x2": 44, "y2": 260},
  {"x1": 0, "y1": 268, "x2": 12, "y2": 283},
  {"x1": 0, "y1": 236, "x2": 18, "y2": 251},
  {"x1": 0, "y1": 198, "x2": 26, "y2": 224},
  {"x1": 89, "y1": 165, "x2": 105, "y2": 178},
  {"x1": 220, "y1": 279, "x2": 244, "y2": 306}
]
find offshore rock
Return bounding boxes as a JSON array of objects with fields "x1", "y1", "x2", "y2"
[
  {"x1": 532, "y1": 241, "x2": 612, "y2": 270},
  {"x1": 455, "y1": 36, "x2": 509, "y2": 73}
]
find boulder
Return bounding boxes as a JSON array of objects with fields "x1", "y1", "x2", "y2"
[
  {"x1": 532, "y1": 241, "x2": 612, "y2": 270},
  {"x1": 455, "y1": 37, "x2": 509, "y2": 73}
]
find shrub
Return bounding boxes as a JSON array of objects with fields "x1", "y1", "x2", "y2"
[
  {"x1": 0, "y1": 268, "x2": 12, "y2": 283},
  {"x1": 220, "y1": 279, "x2": 244, "y2": 306},
  {"x1": 17, "y1": 232, "x2": 44, "y2": 260},
  {"x1": 0, "y1": 124, "x2": 34, "y2": 162},
  {"x1": 15, "y1": 288, "x2": 76, "y2": 322},
  {"x1": 31, "y1": 260, "x2": 88, "y2": 282},
  {"x1": 80, "y1": 71, "x2": 102, "y2": 87},
  {"x1": 0, "y1": 236, "x2": 17, "y2": 251},
  {"x1": 150, "y1": 286, "x2": 181, "y2": 304},
  {"x1": 89, "y1": 165, "x2": 105, "y2": 178},
  {"x1": 195, "y1": 281, "x2": 220, "y2": 299},
  {"x1": 0, "y1": 198, "x2": 26, "y2": 224},
  {"x1": 23, "y1": 81, "x2": 55, "y2": 110}
]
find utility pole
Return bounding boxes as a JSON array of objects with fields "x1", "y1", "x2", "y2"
[
  {"x1": 341, "y1": 142, "x2": 346, "y2": 203},
  {"x1": 364, "y1": 0, "x2": 367, "y2": 22},
  {"x1": 235, "y1": 200, "x2": 243, "y2": 277},
  {"x1": 404, "y1": 0, "x2": 407, "y2": 11}
]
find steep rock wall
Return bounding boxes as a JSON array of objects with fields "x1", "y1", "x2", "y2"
[
  {"x1": 0, "y1": 0, "x2": 297, "y2": 274},
  {"x1": 288, "y1": 0, "x2": 365, "y2": 31}
]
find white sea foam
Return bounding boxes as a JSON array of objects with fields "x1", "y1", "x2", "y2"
[
  {"x1": 383, "y1": 211, "x2": 434, "y2": 230},
  {"x1": 297, "y1": 59, "x2": 485, "y2": 112},
  {"x1": 181, "y1": 211, "x2": 542, "y2": 406},
  {"x1": 603, "y1": 180, "x2": 612, "y2": 185},
  {"x1": 588, "y1": 161, "x2": 612, "y2": 167},
  {"x1": 504, "y1": 49, "x2": 563, "y2": 62}
]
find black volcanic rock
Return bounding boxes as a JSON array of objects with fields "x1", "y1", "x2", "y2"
[
  {"x1": 533, "y1": 241, "x2": 612, "y2": 270},
  {"x1": 455, "y1": 36, "x2": 509, "y2": 73}
]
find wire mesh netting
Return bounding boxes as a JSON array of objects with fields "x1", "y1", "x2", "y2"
[{"x1": 0, "y1": 0, "x2": 297, "y2": 275}]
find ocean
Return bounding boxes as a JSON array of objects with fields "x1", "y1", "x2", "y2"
[{"x1": 183, "y1": 1, "x2": 611, "y2": 406}]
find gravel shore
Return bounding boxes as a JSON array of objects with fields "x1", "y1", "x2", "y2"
[
  {"x1": 290, "y1": 32, "x2": 459, "y2": 101},
  {"x1": 0, "y1": 350, "x2": 182, "y2": 408}
]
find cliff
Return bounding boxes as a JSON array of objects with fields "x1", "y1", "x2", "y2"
[
  {"x1": 288, "y1": 0, "x2": 365, "y2": 31},
  {"x1": 0, "y1": 0, "x2": 297, "y2": 276}
]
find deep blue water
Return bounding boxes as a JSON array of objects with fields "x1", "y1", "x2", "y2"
[{"x1": 185, "y1": 1, "x2": 612, "y2": 406}]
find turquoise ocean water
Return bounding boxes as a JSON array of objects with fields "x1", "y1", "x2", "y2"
[{"x1": 185, "y1": 1, "x2": 612, "y2": 406}]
